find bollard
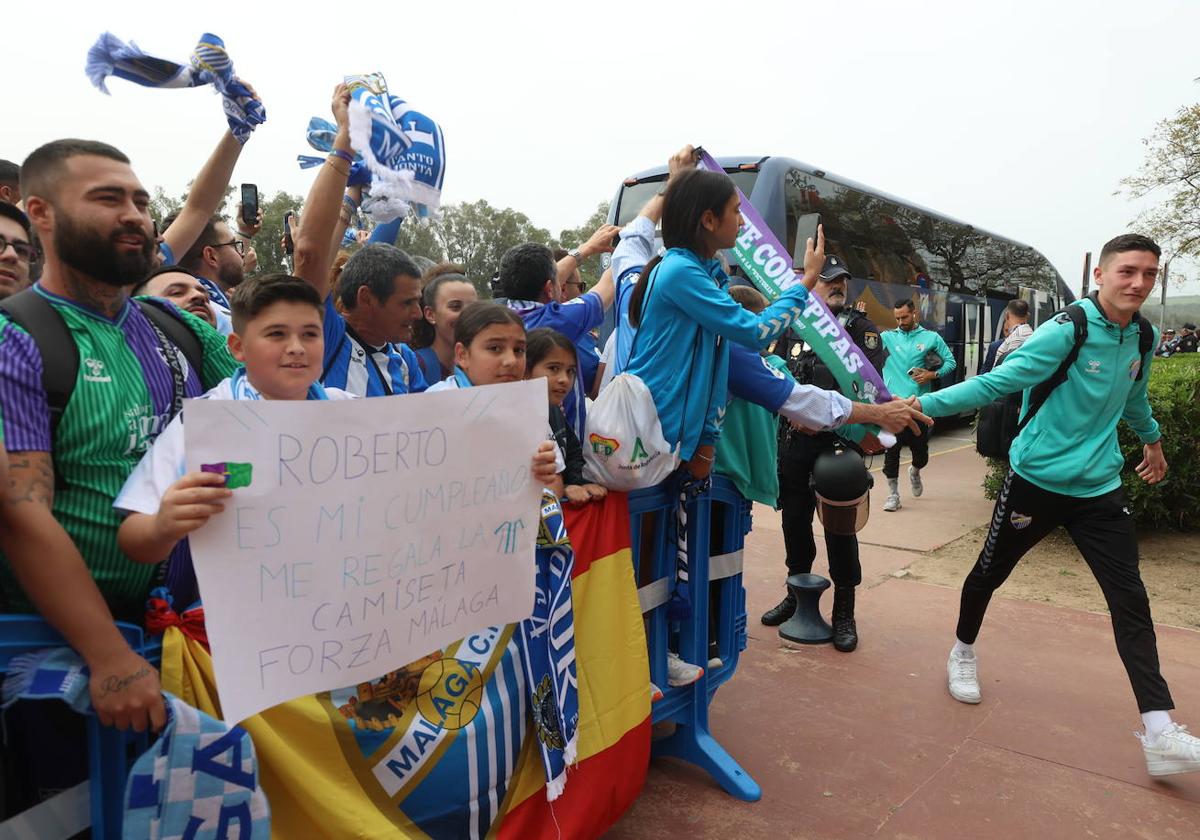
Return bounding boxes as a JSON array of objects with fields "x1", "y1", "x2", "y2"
[{"x1": 629, "y1": 474, "x2": 761, "y2": 802}]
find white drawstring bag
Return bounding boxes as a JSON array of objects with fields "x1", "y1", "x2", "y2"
[{"x1": 582, "y1": 372, "x2": 679, "y2": 491}]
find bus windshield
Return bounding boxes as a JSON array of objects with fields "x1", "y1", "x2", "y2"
[{"x1": 613, "y1": 170, "x2": 760, "y2": 227}]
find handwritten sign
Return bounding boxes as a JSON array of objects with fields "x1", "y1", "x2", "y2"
[{"x1": 184, "y1": 380, "x2": 547, "y2": 723}]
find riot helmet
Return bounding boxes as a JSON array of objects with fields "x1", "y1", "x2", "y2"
[{"x1": 811, "y1": 448, "x2": 873, "y2": 535}]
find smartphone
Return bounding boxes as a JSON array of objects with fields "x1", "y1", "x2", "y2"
[
  {"x1": 240, "y1": 184, "x2": 258, "y2": 226},
  {"x1": 282, "y1": 211, "x2": 295, "y2": 255},
  {"x1": 907, "y1": 367, "x2": 918, "y2": 379},
  {"x1": 793, "y1": 212, "x2": 822, "y2": 266}
]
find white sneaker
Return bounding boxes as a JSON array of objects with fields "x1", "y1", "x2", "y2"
[
  {"x1": 707, "y1": 655, "x2": 724, "y2": 670},
  {"x1": 666, "y1": 651, "x2": 704, "y2": 687},
  {"x1": 1139, "y1": 722, "x2": 1200, "y2": 776},
  {"x1": 909, "y1": 466, "x2": 924, "y2": 497},
  {"x1": 883, "y1": 493, "x2": 901, "y2": 512},
  {"x1": 947, "y1": 648, "x2": 981, "y2": 704},
  {"x1": 649, "y1": 682, "x2": 664, "y2": 703}
]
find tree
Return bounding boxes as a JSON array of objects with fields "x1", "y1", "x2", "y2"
[
  {"x1": 433, "y1": 200, "x2": 551, "y2": 298},
  {"x1": 148, "y1": 186, "x2": 182, "y2": 228},
  {"x1": 253, "y1": 190, "x2": 305, "y2": 275},
  {"x1": 556, "y1": 201, "x2": 611, "y2": 284},
  {"x1": 392, "y1": 220, "x2": 446, "y2": 266},
  {"x1": 1120, "y1": 102, "x2": 1200, "y2": 280}
]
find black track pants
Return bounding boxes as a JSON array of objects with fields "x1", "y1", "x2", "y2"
[
  {"x1": 956, "y1": 470, "x2": 1174, "y2": 713},
  {"x1": 882, "y1": 422, "x2": 930, "y2": 480}
]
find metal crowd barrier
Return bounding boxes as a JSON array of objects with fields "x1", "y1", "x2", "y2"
[
  {"x1": 0, "y1": 616, "x2": 162, "y2": 839},
  {"x1": 629, "y1": 474, "x2": 761, "y2": 802}
]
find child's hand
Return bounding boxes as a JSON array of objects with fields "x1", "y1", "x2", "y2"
[
  {"x1": 153, "y1": 472, "x2": 232, "y2": 543},
  {"x1": 583, "y1": 483, "x2": 608, "y2": 501},
  {"x1": 564, "y1": 485, "x2": 591, "y2": 505},
  {"x1": 531, "y1": 442, "x2": 558, "y2": 488}
]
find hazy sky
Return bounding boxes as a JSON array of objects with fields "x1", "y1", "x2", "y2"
[{"x1": 6, "y1": 1, "x2": 1200, "y2": 296}]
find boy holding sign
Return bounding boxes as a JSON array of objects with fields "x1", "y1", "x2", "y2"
[
  {"x1": 113, "y1": 274, "x2": 563, "y2": 612},
  {"x1": 114, "y1": 275, "x2": 358, "y2": 607}
]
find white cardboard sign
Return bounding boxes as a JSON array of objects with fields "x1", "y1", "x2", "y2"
[{"x1": 184, "y1": 381, "x2": 545, "y2": 723}]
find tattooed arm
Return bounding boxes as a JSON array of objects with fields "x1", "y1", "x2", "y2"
[{"x1": 0, "y1": 452, "x2": 165, "y2": 732}]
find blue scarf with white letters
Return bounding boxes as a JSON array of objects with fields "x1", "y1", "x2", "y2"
[
  {"x1": 85, "y1": 32, "x2": 266, "y2": 144},
  {"x1": 340, "y1": 73, "x2": 447, "y2": 223}
]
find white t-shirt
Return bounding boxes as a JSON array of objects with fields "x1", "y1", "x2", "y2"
[
  {"x1": 994, "y1": 322, "x2": 1034, "y2": 367},
  {"x1": 114, "y1": 376, "x2": 356, "y2": 517}
]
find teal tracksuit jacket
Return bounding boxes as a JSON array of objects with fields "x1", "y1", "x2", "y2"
[
  {"x1": 881, "y1": 325, "x2": 957, "y2": 399},
  {"x1": 919, "y1": 298, "x2": 1160, "y2": 498},
  {"x1": 625, "y1": 248, "x2": 810, "y2": 461}
]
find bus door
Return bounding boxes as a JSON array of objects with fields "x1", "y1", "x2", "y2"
[{"x1": 961, "y1": 300, "x2": 987, "y2": 380}]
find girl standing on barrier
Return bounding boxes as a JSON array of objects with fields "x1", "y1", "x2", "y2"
[
  {"x1": 622, "y1": 163, "x2": 824, "y2": 689},
  {"x1": 625, "y1": 165, "x2": 826, "y2": 479}
]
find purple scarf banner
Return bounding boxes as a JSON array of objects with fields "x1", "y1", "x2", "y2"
[{"x1": 697, "y1": 151, "x2": 892, "y2": 410}]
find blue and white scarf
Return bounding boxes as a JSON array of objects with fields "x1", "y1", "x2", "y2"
[
  {"x1": 298, "y1": 117, "x2": 372, "y2": 186},
  {"x1": 342, "y1": 73, "x2": 447, "y2": 223},
  {"x1": 228, "y1": 367, "x2": 328, "y2": 401},
  {"x1": 516, "y1": 491, "x2": 580, "y2": 800},
  {"x1": 0, "y1": 648, "x2": 270, "y2": 838},
  {"x1": 86, "y1": 32, "x2": 266, "y2": 144}
]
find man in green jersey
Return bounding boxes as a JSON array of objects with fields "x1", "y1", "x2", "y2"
[
  {"x1": 914, "y1": 234, "x2": 1199, "y2": 777},
  {"x1": 880, "y1": 299, "x2": 956, "y2": 511},
  {"x1": 0, "y1": 140, "x2": 237, "y2": 734}
]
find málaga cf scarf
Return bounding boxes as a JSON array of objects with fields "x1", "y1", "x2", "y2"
[
  {"x1": 342, "y1": 72, "x2": 447, "y2": 223},
  {"x1": 517, "y1": 491, "x2": 581, "y2": 800},
  {"x1": 86, "y1": 32, "x2": 266, "y2": 144}
]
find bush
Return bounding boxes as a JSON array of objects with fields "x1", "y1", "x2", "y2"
[{"x1": 982, "y1": 354, "x2": 1200, "y2": 531}]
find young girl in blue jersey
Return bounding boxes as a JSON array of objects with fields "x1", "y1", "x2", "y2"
[
  {"x1": 625, "y1": 166, "x2": 825, "y2": 479},
  {"x1": 526, "y1": 328, "x2": 607, "y2": 505}
]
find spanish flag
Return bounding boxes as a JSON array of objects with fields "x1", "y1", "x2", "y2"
[{"x1": 159, "y1": 493, "x2": 650, "y2": 839}]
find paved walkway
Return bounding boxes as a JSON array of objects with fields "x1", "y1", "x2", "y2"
[{"x1": 609, "y1": 444, "x2": 1200, "y2": 839}]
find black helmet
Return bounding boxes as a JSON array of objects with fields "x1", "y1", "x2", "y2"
[{"x1": 811, "y1": 448, "x2": 873, "y2": 535}]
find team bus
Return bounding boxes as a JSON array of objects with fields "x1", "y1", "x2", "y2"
[{"x1": 606, "y1": 155, "x2": 1073, "y2": 385}]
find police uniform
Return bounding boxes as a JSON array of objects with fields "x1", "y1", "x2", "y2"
[
  {"x1": 1176, "y1": 326, "x2": 1198, "y2": 354},
  {"x1": 770, "y1": 304, "x2": 886, "y2": 592}
]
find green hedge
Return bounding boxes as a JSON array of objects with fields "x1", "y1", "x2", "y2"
[{"x1": 982, "y1": 354, "x2": 1200, "y2": 531}]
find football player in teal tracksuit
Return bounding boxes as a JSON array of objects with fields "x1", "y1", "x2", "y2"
[
  {"x1": 880, "y1": 300, "x2": 956, "y2": 510},
  {"x1": 914, "y1": 234, "x2": 1199, "y2": 778}
]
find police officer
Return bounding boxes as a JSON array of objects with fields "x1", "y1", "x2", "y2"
[
  {"x1": 1176, "y1": 323, "x2": 1198, "y2": 354},
  {"x1": 760, "y1": 255, "x2": 887, "y2": 652}
]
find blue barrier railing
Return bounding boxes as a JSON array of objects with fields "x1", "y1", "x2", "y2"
[
  {"x1": 0, "y1": 616, "x2": 162, "y2": 839},
  {"x1": 629, "y1": 474, "x2": 761, "y2": 802}
]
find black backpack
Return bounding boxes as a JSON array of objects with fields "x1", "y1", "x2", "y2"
[
  {"x1": 975, "y1": 294, "x2": 1154, "y2": 461},
  {"x1": 0, "y1": 287, "x2": 204, "y2": 485}
]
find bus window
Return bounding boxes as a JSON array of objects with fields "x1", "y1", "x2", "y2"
[{"x1": 613, "y1": 170, "x2": 759, "y2": 228}]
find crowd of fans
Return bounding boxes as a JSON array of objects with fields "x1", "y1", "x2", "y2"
[{"x1": 2, "y1": 75, "x2": 1195, "y2": 819}]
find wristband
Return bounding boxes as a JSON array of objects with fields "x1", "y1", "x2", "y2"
[
  {"x1": 694, "y1": 451, "x2": 714, "y2": 463},
  {"x1": 325, "y1": 158, "x2": 350, "y2": 177},
  {"x1": 330, "y1": 148, "x2": 354, "y2": 165},
  {"x1": 342, "y1": 194, "x2": 360, "y2": 212}
]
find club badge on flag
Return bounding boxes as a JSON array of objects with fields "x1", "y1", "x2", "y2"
[{"x1": 85, "y1": 32, "x2": 266, "y2": 143}]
